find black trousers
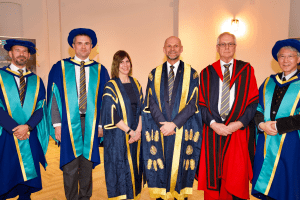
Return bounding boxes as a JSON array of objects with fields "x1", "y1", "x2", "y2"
[{"x1": 62, "y1": 116, "x2": 93, "y2": 200}]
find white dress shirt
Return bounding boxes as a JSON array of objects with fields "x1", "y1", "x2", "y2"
[
  {"x1": 167, "y1": 60, "x2": 180, "y2": 78},
  {"x1": 210, "y1": 59, "x2": 235, "y2": 125},
  {"x1": 74, "y1": 55, "x2": 90, "y2": 104},
  {"x1": 53, "y1": 56, "x2": 95, "y2": 128},
  {"x1": 10, "y1": 63, "x2": 26, "y2": 88},
  {"x1": 282, "y1": 69, "x2": 297, "y2": 81}
]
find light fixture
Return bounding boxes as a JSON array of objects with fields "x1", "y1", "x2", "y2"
[{"x1": 231, "y1": 18, "x2": 239, "y2": 32}]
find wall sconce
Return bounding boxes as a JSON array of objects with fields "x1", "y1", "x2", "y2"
[{"x1": 231, "y1": 19, "x2": 239, "y2": 32}]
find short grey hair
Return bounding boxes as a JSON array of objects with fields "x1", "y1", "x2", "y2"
[
  {"x1": 217, "y1": 32, "x2": 237, "y2": 45},
  {"x1": 277, "y1": 46, "x2": 300, "y2": 58}
]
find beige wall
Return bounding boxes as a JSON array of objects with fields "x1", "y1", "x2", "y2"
[
  {"x1": 0, "y1": 0, "x2": 50, "y2": 83},
  {"x1": 179, "y1": 0, "x2": 290, "y2": 86},
  {"x1": 0, "y1": 0, "x2": 292, "y2": 89},
  {"x1": 59, "y1": 0, "x2": 174, "y2": 90},
  {"x1": 289, "y1": 0, "x2": 300, "y2": 38},
  {"x1": 0, "y1": 0, "x2": 174, "y2": 90}
]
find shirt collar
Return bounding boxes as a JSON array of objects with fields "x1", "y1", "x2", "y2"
[
  {"x1": 74, "y1": 55, "x2": 90, "y2": 63},
  {"x1": 167, "y1": 60, "x2": 180, "y2": 70},
  {"x1": 282, "y1": 69, "x2": 298, "y2": 81},
  {"x1": 10, "y1": 63, "x2": 26, "y2": 74},
  {"x1": 220, "y1": 59, "x2": 234, "y2": 74},
  {"x1": 220, "y1": 59, "x2": 234, "y2": 69}
]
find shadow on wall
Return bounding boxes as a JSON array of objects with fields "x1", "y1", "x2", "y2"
[
  {"x1": 68, "y1": 46, "x2": 99, "y2": 60},
  {"x1": 270, "y1": 59, "x2": 282, "y2": 74}
]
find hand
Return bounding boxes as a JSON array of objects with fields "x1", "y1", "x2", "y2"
[
  {"x1": 227, "y1": 121, "x2": 244, "y2": 133},
  {"x1": 55, "y1": 126, "x2": 62, "y2": 142},
  {"x1": 98, "y1": 127, "x2": 103, "y2": 137},
  {"x1": 210, "y1": 122, "x2": 232, "y2": 136},
  {"x1": 259, "y1": 121, "x2": 277, "y2": 136},
  {"x1": 134, "y1": 130, "x2": 141, "y2": 141},
  {"x1": 13, "y1": 125, "x2": 30, "y2": 140},
  {"x1": 160, "y1": 122, "x2": 176, "y2": 136},
  {"x1": 128, "y1": 130, "x2": 136, "y2": 144}
]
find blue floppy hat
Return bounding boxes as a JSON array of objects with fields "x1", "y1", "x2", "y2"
[
  {"x1": 68, "y1": 28, "x2": 97, "y2": 48},
  {"x1": 272, "y1": 39, "x2": 300, "y2": 61},
  {"x1": 4, "y1": 39, "x2": 36, "y2": 55}
]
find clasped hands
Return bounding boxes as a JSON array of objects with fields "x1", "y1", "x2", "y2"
[
  {"x1": 259, "y1": 121, "x2": 277, "y2": 136},
  {"x1": 160, "y1": 122, "x2": 176, "y2": 136},
  {"x1": 12, "y1": 125, "x2": 30, "y2": 140},
  {"x1": 128, "y1": 129, "x2": 141, "y2": 144},
  {"x1": 210, "y1": 121, "x2": 243, "y2": 136}
]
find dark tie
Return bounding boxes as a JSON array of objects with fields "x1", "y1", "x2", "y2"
[
  {"x1": 18, "y1": 69, "x2": 26, "y2": 106},
  {"x1": 168, "y1": 65, "x2": 175, "y2": 105},
  {"x1": 220, "y1": 64, "x2": 231, "y2": 119},
  {"x1": 282, "y1": 77, "x2": 286, "y2": 81},
  {"x1": 79, "y1": 61, "x2": 87, "y2": 113}
]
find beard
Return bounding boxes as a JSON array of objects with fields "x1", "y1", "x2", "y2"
[
  {"x1": 14, "y1": 56, "x2": 28, "y2": 66},
  {"x1": 166, "y1": 55, "x2": 180, "y2": 60}
]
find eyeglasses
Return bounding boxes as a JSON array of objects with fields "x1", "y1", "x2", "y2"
[
  {"x1": 217, "y1": 43, "x2": 236, "y2": 48},
  {"x1": 278, "y1": 54, "x2": 298, "y2": 60}
]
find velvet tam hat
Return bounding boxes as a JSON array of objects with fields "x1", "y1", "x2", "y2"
[
  {"x1": 68, "y1": 28, "x2": 97, "y2": 48},
  {"x1": 4, "y1": 39, "x2": 36, "y2": 54},
  {"x1": 272, "y1": 39, "x2": 300, "y2": 61}
]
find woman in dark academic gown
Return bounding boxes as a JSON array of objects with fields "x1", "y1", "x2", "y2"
[{"x1": 101, "y1": 50, "x2": 143, "y2": 200}]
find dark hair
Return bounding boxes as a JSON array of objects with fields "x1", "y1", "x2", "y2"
[{"x1": 111, "y1": 50, "x2": 133, "y2": 78}]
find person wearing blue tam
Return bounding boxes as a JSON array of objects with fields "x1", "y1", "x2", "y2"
[
  {"x1": 0, "y1": 39, "x2": 49, "y2": 200},
  {"x1": 47, "y1": 28, "x2": 110, "y2": 200},
  {"x1": 252, "y1": 39, "x2": 300, "y2": 200}
]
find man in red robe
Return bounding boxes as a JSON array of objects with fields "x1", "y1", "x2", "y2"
[{"x1": 197, "y1": 32, "x2": 259, "y2": 200}]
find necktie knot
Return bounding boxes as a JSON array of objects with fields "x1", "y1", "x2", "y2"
[
  {"x1": 80, "y1": 61, "x2": 85, "y2": 67},
  {"x1": 282, "y1": 77, "x2": 286, "y2": 81},
  {"x1": 18, "y1": 69, "x2": 23, "y2": 75},
  {"x1": 170, "y1": 65, "x2": 174, "y2": 70},
  {"x1": 223, "y1": 63, "x2": 231, "y2": 69}
]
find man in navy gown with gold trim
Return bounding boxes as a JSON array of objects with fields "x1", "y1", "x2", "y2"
[
  {"x1": 252, "y1": 39, "x2": 300, "y2": 200},
  {"x1": 47, "y1": 28, "x2": 109, "y2": 200},
  {"x1": 0, "y1": 39, "x2": 48, "y2": 200},
  {"x1": 142, "y1": 36, "x2": 202, "y2": 200}
]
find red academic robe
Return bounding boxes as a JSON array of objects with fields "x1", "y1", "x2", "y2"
[{"x1": 197, "y1": 59, "x2": 259, "y2": 199}]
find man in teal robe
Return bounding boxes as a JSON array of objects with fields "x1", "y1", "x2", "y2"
[
  {"x1": 252, "y1": 39, "x2": 300, "y2": 200},
  {"x1": 47, "y1": 28, "x2": 109, "y2": 200},
  {"x1": 0, "y1": 39, "x2": 48, "y2": 200}
]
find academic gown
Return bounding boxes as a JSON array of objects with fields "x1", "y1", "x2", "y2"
[
  {"x1": 252, "y1": 73, "x2": 300, "y2": 200},
  {"x1": 101, "y1": 77, "x2": 143, "y2": 200},
  {"x1": 142, "y1": 61, "x2": 202, "y2": 200},
  {"x1": 47, "y1": 58, "x2": 110, "y2": 169},
  {"x1": 0, "y1": 66, "x2": 49, "y2": 198},
  {"x1": 198, "y1": 59, "x2": 259, "y2": 199}
]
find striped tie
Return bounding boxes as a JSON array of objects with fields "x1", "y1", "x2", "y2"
[
  {"x1": 79, "y1": 61, "x2": 87, "y2": 113},
  {"x1": 18, "y1": 69, "x2": 26, "y2": 106},
  {"x1": 168, "y1": 65, "x2": 175, "y2": 105},
  {"x1": 220, "y1": 64, "x2": 231, "y2": 119}
]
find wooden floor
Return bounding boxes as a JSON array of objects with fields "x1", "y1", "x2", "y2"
[{"x1": 9, "y1": 139, "x2": 259, "y2": 200}]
